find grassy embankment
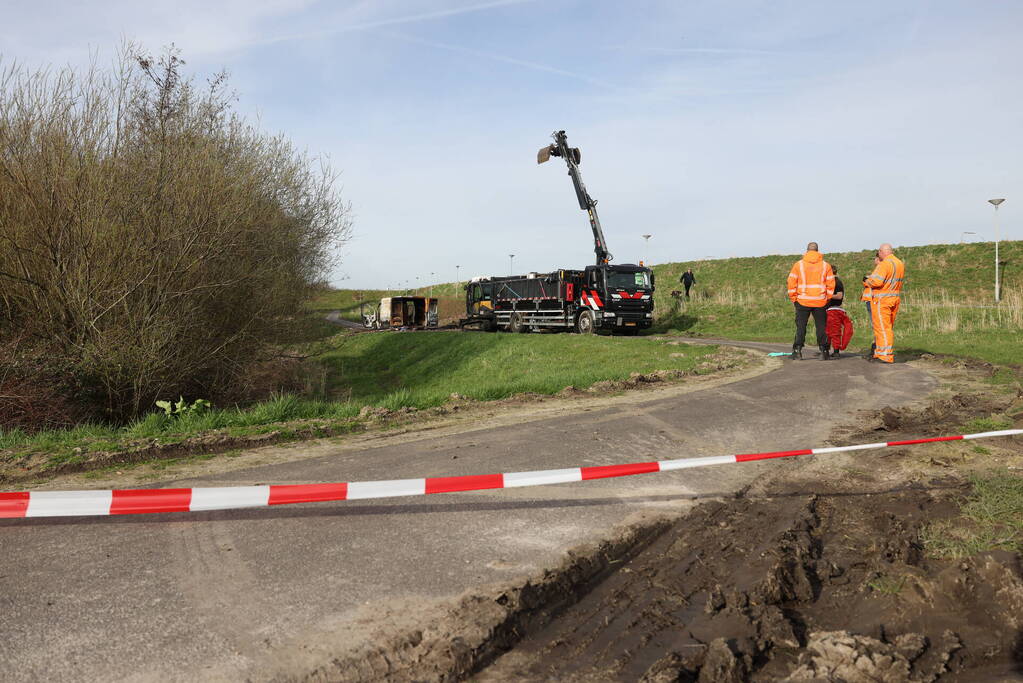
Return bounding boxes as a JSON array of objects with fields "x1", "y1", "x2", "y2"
[
  {"x1": 650, "y1": 241, "x2": 1023, "y2": 366},
  {"x1": 0, "y1": 333, "x2": 722, "y2": 466}
]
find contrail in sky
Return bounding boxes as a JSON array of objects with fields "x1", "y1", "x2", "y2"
[
  {"x1": 250, "y1": 0, "x2": 540, "y2": 49},
  {"x1": 379, "y1": 29, "x2": 616, "y2": 89},
  {"x1": 613, "y1": 46, "x2": 787, "y2": 56}
]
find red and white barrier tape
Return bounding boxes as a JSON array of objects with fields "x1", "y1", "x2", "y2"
[{"x1": 2, "y1": 429, "x2": 1020, "y2": 519}]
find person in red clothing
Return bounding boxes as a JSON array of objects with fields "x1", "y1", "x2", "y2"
[{"x1": 824, "y1": 265, "x2": 853, "y2": 358}]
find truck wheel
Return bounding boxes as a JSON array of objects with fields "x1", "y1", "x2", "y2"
[
  {"x1": 575, "y1": 310, "x2": 595, "y2": 334},
  {"x1": 509, "y1": 312, "x2": 530, "y2": 333}
]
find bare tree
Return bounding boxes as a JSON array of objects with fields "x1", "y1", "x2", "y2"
[{"x1": 0, "y1": 44, "x2": 352, "y2": 421}]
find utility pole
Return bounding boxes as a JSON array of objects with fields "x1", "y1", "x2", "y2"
[
  {"x1": 430, "y1": 272, "x2": 435, "y2": 298},
  {"x1": 456, "y1": 264, "x2": 460, "y2": 290},
  {"x1": 509, "y1": 254, "x2": 515, "y2": 276},
  {"x1": 641, "y1": 234, "x2": 652, "y2": 265},
  {"x1": 989, "y1": 198, "x2": 1006, "y2": 302}
]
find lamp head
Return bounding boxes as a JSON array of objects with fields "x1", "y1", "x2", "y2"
[{"x1": 989, "y1": 198, "x2": 1006, "y2": 207}]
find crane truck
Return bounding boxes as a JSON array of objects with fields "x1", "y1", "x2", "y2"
[{"x1": 460, "y1": 130, "x2": 655, "y2": 335}]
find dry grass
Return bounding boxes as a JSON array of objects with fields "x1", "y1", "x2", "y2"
[{"x1": 911, "y1": 288, "x2": 1023, "y2": 332}]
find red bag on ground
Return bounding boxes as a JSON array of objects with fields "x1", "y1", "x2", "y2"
[{"x1": 826, "y1": 307, "x2": 853, "y2": 351}]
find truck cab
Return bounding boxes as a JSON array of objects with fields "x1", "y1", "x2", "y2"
[{"x1": 585, "y1": 264, "x2": 655, "y2": 333}]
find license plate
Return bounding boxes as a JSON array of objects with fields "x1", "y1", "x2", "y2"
[{"x1": 625, "y1": 322, "x2": 636, "y2": 326}]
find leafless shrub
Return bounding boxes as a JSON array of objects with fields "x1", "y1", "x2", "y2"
[
  {"x1": 0, "y1": 336, "x2": 89, "y2": 432},
  {"x1": 0, "y1": 44, "x2": 352, "y2": 420}
]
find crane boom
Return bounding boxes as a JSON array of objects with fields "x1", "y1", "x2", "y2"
[{"x1": 538, "y1": 130, "x2": 613, "y2": 265}]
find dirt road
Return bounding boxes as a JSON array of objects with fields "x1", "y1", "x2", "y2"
[{"x1": 0, "y1": 341, "x2": 937, "y2": 680}]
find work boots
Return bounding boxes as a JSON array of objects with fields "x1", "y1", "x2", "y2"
[
  {"x1": 819, "y1": 344, "x2": 831, "y2": 360},
  {"x1": 790, "y1": 345, "x2": 803, "y2": 360}
]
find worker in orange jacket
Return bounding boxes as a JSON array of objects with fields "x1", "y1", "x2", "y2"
[
  {"x1": 860, "y1": 252, "x2": 881, "y2": 358},
  {"x1": 787, "y1": 242, "x2": 836, "y2": 360},
  {"x1": 863, "y1": 243, "x2": 905, "y2": 363}
]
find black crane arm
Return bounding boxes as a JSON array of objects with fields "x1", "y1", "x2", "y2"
[{"x1": 538, "y1": 130, "x2": 613, "y2": 265}]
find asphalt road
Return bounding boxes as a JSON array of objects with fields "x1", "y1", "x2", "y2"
[{"x1": 0, "y1": 341, "x2": 936, "y2": 681}]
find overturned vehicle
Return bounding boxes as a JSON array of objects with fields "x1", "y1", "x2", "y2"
[{"x1": 361, "y1": 296, "x2": 439, "y2": 330}]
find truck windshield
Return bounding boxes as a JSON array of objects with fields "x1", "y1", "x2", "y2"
[{"x1": 606, "y1": 270, "x2": 651, "y2": 289}]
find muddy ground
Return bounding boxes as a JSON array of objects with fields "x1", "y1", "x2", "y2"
[
  {"x1": 477, "y1": 487, "x2": 1022, "y2": 681},
  {"x1": 471, "y1": 361, "x2": 1023, "y2": 682},
  {"x1": 317, "y1": 357, "x2": 1023, "y2": 682}
]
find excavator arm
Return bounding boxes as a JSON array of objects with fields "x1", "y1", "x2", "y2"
[{"x1": 538, "y1": 130, "x2": 613, "y2": 265}]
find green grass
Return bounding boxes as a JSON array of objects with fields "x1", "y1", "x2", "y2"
[
  {"x1": 0, "y1": 334, "x2": 720, "y2": 462},
  {"x1": 0, "y1": 394, "x2": 365, "y2": 461},
  {"x1": 962, "y1": 415, "x2": 1014, "y2": 433},
  {"x1": 307, "y1": 288, "x2": 400, "y2": 315},
  {"x1": 648, "y1": 240, "x2": 1023, "y2": 366},
  {"x1": 921, "y1": 471, "x2": 1023, "y2": 558},
  {"x1": 317, "y1": 331, "x2": 719, "y2": 408},
  {"x1": 866, "y1": 574, "x2": 908, "y2": 596}
]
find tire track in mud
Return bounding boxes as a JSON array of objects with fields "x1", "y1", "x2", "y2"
[
  {"x1": 326, "y1": 374, "x2": 1023, "y2": 682},
  {"x1": 471, "y1": 384, "x2": 1023, "y2": 682}
]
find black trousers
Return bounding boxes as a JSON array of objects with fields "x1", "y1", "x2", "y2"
[
  {"x1": 793, "y1": 302, "x2": 828, "y2": 348},
  {"x1": 683, "y1": 283, "x2": 692, "y2": 298}
]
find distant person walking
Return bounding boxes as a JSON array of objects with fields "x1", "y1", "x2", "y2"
[
  {"x1": 864, "y1": 243, "x2": 905, "y2": 363},
  {"x1": 680, "y1": 268, "x2": 696, "y2": 299},
  {"x1": 861, "y1": 252, "x2": 881, "y2": 358},
  {"x1": 824, "y1": 265, "x2": 853, "y2": 358},
  {"x1": 787, "y1": 242, "x2": 836, "y2": 360}
]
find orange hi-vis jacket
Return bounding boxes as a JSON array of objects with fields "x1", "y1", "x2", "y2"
[
  {"x1": 864, "y1": 255, "x2": 905, "y2": 300},
  {"x1": 787, "y1": 251, "x2": 835, "y2": 307}
]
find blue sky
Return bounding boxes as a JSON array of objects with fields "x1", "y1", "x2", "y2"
[{"x1": 2, "y1": 1, "x2": 1019, "y2": 288}]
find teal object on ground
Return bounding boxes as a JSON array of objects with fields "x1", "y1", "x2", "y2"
[{"x1": 767, "y1": 352, "x2": 789, "y2": 357}]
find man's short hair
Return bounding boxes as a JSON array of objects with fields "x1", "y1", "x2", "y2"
[
  {"x1": 807, "y1": 242, "x2": 819, "y2": 251},
  {"x1": 832, "y1": 265, "x2": 839, "y2": 274}
]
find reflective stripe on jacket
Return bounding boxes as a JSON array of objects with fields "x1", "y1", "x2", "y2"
[
  {"x1": 864, "y1": 255, "x2": 905, "y2": 299},
  {"x1": 787, "y1": 251, "x2": 835, "y2": 307}
]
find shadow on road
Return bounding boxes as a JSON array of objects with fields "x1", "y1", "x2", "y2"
[{"x1": 1, "y1": 481, "x2": 962, "y2": 527}]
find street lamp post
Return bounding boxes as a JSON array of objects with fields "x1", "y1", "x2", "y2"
[
  {"x1": 509, "y1": 254, "x2": 515, "y2": 276},
  {"x1": 641, "y1": 234, "x2": 652, "y2": 265},
  {"x1": 430, "y1": 272, "x2": 435, "y2": 298},
  {"x1": 989, "y1": 198, "x2": 1006, "y2": 303},
  {"x1": 455, "y1": 265, "x2": 460, "y2": 290}
]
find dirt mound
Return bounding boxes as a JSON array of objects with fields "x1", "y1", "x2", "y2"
[
  {"x1": 866, "y1": 392, "x2": 1005, "y2": 436},
  {"x1": 478, "y1": 488, "x2": 1023, "y2": 681}
]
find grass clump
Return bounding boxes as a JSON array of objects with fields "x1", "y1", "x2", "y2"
[
  {"x1": 866, "y1": 574, "x2": 908, "y2": 596},
  {"x1": 922, "y1": 472, "x2": 1023, "y2": 559},
  {"x1": 962, "y1": 415, "x2": 1014, "y2": 433}
]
